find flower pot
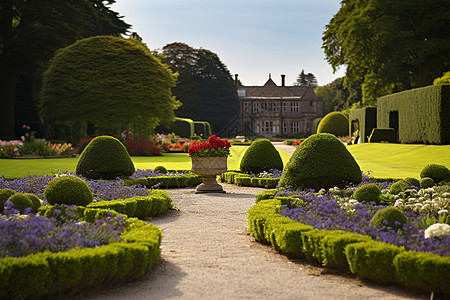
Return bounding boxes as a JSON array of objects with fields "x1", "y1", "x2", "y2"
[{"x1": 191, "y1": 156, "x2": 227, "y2": 193}]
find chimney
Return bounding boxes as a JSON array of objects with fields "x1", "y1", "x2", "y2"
[
  {"x1": 234, "y1": 74, "x2": 239, "y2": 86},
  {"x1": 281, "y1": 74, "x2": 286, "y2": 87}
]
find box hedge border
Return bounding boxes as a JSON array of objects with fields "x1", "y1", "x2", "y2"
[
  {"x1": 248, "y1": 194, "x2": 450, "y2": 296},
  {"x1": 0, "y1": 208, "x2": 162, "y2": 299},
  {"x1": 220, "y1": 171, "x2": 279, "y2": 188},
  {"x1": 125, "y1": 173, "x2": 202, "y2": 189}
]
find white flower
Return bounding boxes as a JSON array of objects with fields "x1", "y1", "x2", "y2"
[
  {"x1": 348, "y1": 199, "x2": 358, "y2": 204},
  {"x1": 438, "y1": 209, "x2": 448, "y2": 215},
  {"x1": 442, "y1": 192, "x2": 450, "y2": 198},
  {"x1": 424, "y1": 223, "x2": 450, "y2": 239},
  {"x1": 394, "y1": 199, "x2": 403, "y2": 207}
]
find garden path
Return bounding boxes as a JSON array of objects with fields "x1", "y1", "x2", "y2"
[{"x1": 75, "y1": 184, "x2": 428, "y2": 300}]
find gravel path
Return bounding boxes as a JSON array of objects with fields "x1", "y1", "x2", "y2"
[{"x1": 75, "y1": 183, "x2": 428, "y2": 300}]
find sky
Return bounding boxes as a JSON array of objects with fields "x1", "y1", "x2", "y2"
[{"x1": 111, "y1": 0, "x2": 346, "y2": 87}]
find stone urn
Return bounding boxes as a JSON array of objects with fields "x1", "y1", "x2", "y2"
[{"x1": 191, "y1": 156, "x2": 227, "y2": 193}]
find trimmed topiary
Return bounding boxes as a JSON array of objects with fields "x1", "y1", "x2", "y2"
[
  {"x1": 317, "y1": 112, "x2": 349, "y2": 137},
  {"x1": 44, "y1": 175, "x2": 93, "y2": 206},
  {"x1": 353, "y1": 183, "x2": 381, "y2": 204},
  {"x1": 389, "y1": 180, "x2": 411, "y2": 195},
  {"x1": 0, "y1": 189, "x2": 15, "y2": 213},
  {"x1": 6, "y1": 193, "x2": 33, "y2": 214},
  {"x1": 23, "y1": 193, "x2": 41, "y2": 213},
  {"x1": 240, "y1": 139, "x2": 283, "y2": 174},
  {"x1": 370, "y1": 206, "x2": 407, "y2": 230},
  {"x1": 279, "y1": 133, "x2": 362, "y2": 190},
  {"x1": 154, "y1": 166, "x2": 167, "y2": 174},
  {"x1": 420, "y1": 164, "x2": 450, "y2": 183},
  {"x1": 403, "y1": 177, "x2": 420, "y2": 188},
  {"x1": 420, "y1": 177, "x2": 435, "y2": 188},
  {"x1": 76, "y1": 136, "x2": 135, "y2": 179}
]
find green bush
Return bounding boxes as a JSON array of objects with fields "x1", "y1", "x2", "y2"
[
  {"x1": 368, "y1": 128, "x2": 396, "y2": 143},
  {"x1": 44, "y1": 175, "x2": 93, "y2": 206},
  {"x1": 317, "y1": 112, "x2": 349, "y2": 137},
  {"x1": 23, "y1": 193, "x2": 41, "y2": 213},
  {"x1": 420, "y1": 164, "x2": 450, "y2": 183},
  {"x1": 127, "y1": 173, "x2": 201, "y2": 189},
  {"x1": 369, "y1": 206, "x2": 407, "y2": 230},
  {"x1": 420, "y1": 177, "x2": 435, "y2": 188},
  {"x1": 255, "y1": 189, "x2": 280, "y2": 203},
  {"x1": 389, "y1": 180, "x2": 411, "y2": 195},
  {"x1": 403, "y1": 177, "x2": 420, "y2": 188},
  {"x1": 6, "y1": 193, "x2": 33, "y2": 213},
  {"x1": 279, "y1": 133, "x2": 362, "y2": 190},
  {"x1": 153, "y1": 166, "x2": 167, "y2": 174},
  {"x1": 353, "y1": 183, "x2": 381, "y2": 204},
  {"x1": 240, "y1": 139, "x2": 283, "y2": 174},
  {"x1": 76, "y1": 136, "x2": 135, "y2": 179},
  {"x1": 0, "y1": 189, "x2": 15, "y2": 213}
]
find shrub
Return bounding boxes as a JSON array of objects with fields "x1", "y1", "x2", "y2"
[
  {"x1": 240, "y1": 139, "x2": 283, "y2": 174},
  {"x1": 389, "y1": 180, "x2": 411, "y2": 195},
  {"x1": 44, "y1": 175, "x2": 93, "y2": 206},
  {"x1": 420, "y1": 164, "x2": 450, "y2": 183},
  {"x1": 368, "y1": 128, "x2": 396, "y2": 143},
  {"x1": 6, "y1": 193, "x2": 33, "y2": 213},
  {"x1": 23, "y1": 193, "x2": 41, "y2": 213},
  {"x1": 317, "y1": 112, "x2": 349, "y2": 137},
  {"x1": 353, "y1": 183, "x2": 381, "y2": 204},
  {"x1": 279, "y1": 133, "x2": 362, "y2": 190},
  {"x1": 420, "y1": 177, "x2": 435, "y2": 188},
  {"x1": 0, "y1": 189, "x2": 15, "y2": 213},
  {"x1": 153, "y1": 166, "x2": 167, "y2": 174},
  {"x1": 369, "y1": 206, "x2": 407, "y2": 230},
  {"x1": 403, "y1": 177, "x2": 420, "y2": 188},
  {"x1": 76, "y1": 136, "x2": 135, "y2": 179}
]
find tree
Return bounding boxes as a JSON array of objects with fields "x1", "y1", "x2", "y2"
[
  {"x1": 0, "y1": 0, "x2": 129, "y2": 138},
  {"x1": 161, "y1": 43, "x2": 239, "y2": 134},
  {"x1": 293, "y1": 69, "x2": 318, "y2": 87},
  {"x1": 322, "y1": 0, "x2": 450, "y2": 105},
  {"x1": 40, "y1": 36, "x2": 179, "y2": 132},
  {"x1": 434, "y1": 71, "x2": 450, "y2": 85}
]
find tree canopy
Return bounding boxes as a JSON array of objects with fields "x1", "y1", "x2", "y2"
[
  {"x1": 293, "y1": 70, "x2": 318, "y2": 87},
  {"x1": 161, "y1": 42, "x2": 239, "y2": 134},
  {"x1": 40, "y1": 36, "x2": 179, "y2": 131},
  {"x1": 322, "y1": 0, "x2": 450, "y2": 105}
]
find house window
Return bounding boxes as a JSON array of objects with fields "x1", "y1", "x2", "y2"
[
  {"x1": 273, "y1": 103, "x2": 279, "y2": 112},
  {"x1": 282, "y1": 103, "x2": 287, "y2": 112},
  {"x1": 290, "y1": 102, "x2": 299, "y2": 112},
  {"x1": 253, "y1": 102, "x2": 259, "y2": 113},
  {"x1": 262, "y1": 121, "x2": 273, "y2": 133},
  {"x1": 291, "y1": 122, "x2": 299, "y2": 133},
  {"x1": 243, "y1": 102, "x2": 249, "y2": 112},
  {"x1": 282, "y1": 122, "x2": 287, "y2": 134}
]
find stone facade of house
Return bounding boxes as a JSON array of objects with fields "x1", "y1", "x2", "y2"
[{"x1": 237, "y1": 74, "x2": 323, "y2": 137}]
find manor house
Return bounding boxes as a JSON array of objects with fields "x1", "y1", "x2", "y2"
[{"x1": 237, "y1": 74, "x2": 323, "y2": 137}]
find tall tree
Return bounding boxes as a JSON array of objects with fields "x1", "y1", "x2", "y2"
[
  {"x1": 161, "y1": 43, "x2": 239, "y2": 134},
  {"x1": 322, "y1": 0, "x2": 450, "y2": 105},
  {"x1": 293, "y1": 69, "x2": 318, "y2": 87},
  {"x1": 0, "y1": 0, "x2": 129, "y2": 138}
]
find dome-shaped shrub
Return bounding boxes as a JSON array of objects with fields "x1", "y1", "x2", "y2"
[
  {"x1": 403, "y1": 177, "x2": 420, "y2": 188},
  {"x1": 317, "y1": 112, "x2": 349, "y2": 137},
  {"x1": 279, "y1": 133, "x2": 362, "y2": 190},
  {"x1": 44, "y1": 175, "x2": 93, "y2": 206},
  {"x1": 23, "y1": 193, "x2": 41, "y2": 213},
  {"x1": 0, "y1": 189, "x2": 15, "y2": 213},
  {"x1": 370, "y1": 206, "x2": 407, "y2": 230},
  {"x1": 420, "y1": 164, "x2": 450, "y2": 183},
  {"x1": 240, "y1": 139, "x2": 283, "y2": 174},
  {"x1": 420, "y1": 177, "x2": 435, "y2": 188},
  {"x1": 353, "y1": 183, "x2": 381, "y2": 204},
  {"x1": 76, "y1": 136, "x2": 135, "y2": 179},
  {"x1": 7, "y1": 193, "x2": 33, "y2": 214},
  {"x1": 154, "y1": 166, "x2": 167, "y2": 174},
  {"x1": 389, "y1": 180, "x2": 411, "y2": 195}
]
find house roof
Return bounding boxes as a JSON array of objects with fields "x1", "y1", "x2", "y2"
[{"x1": 240, "y1": 81, "x2": 320, "y2": 100}]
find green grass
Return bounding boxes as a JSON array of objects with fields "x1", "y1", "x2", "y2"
[{"x1": 0, "y1": 146, "x2": 292, "y2": 179}]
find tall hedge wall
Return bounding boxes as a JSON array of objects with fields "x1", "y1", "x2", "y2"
[
  {"x1": 349, "y1": 107, "x2": 377, "y2": 143},
  {"x1": 377, "y1": 85, "x2": 450, "y2": 144}
]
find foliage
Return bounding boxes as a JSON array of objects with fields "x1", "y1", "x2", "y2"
[
  {"x1": 76, "y1": 136, "x2": 135, "y2": 179},
  {"x1": 40, "y1": 36, "x2": 179, "y2": 132},
  {"x1": 353, "y1": 183, "x2": 381, "y2": 204},
  {"x1": 239, "y1": 139, "x2": 283, "y2": 174},
  {"x1": 188, "y1": 135, "x2": 231, "y2": 157},
  {"x1": 293, "y1": 69, "x2": 318, "y2": 87},
  {"x1": 434, "y1": 71, "x2": 450, "y2": 85},
  {"x1": 279, "y1": 133, "x2": 362, "y2": 190},
  {"x1": 322, "y1": 0, "x2": 450, "y2": 105},
  {"x1": 420, "y1": 177, "x2": 435, "y2": 188},
  {"x1": 420, "y1": 163, "x2": 450, "y2": 183},
  {"x1": 317, "y1": 112, "x2": 349, "y2": 137},
  {"x1": 369, "y1": 206, "x2": 407, "y2": 230},
  {"x1": 389, "y1": 180, "x2": 411, "y2": 195},
  {"x1": 0, "y1": 189, "x2": 15, "y2": 213},
  {"x1": 314, "y1": 77, "x2": 362, "y2": 114},
  {"x1": 44, "y1": 175, "x2": 93, "y2": 206},
  {"x1": 403, "y1": 177, "x2": 420, "y2": 188},
  {"x1": 153, "y1": 166, "x2": 168, "y2": 174},
  {"x1": 5, "y1": 193, "x2": 33, "y2": 214}
]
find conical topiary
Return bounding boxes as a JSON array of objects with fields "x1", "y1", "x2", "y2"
[
  {"x1": 240, "y1": 139, "x2": 283, "y2": 174},
  {"x1": 279, "y1": 133, "x2": 362, "y2": 190},
  {"x1": 76, "y1": 135, "x2": 135, "y2": 179}
]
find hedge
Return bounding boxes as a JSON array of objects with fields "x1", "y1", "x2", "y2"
[
  {"x1": 377, "y1": 84, "x2": 450, "y2": 144},
  {"x1": 368, "y1": 128, "x2": 397, "y2": 143},
  {"x1": 349, "y1": 107, "x2": 377, "y2": 143},
  {"x1": 247, "y1": 194, "x2": 450, "y2": 296},
  {"x1": 219, "y1": 171, "x2": 279, "y2": 188},
  {"x1": 126, "y1": 173, "x2": 202, "y2": 189},
  {"x1": 0, "y1": 209, "x2": 162, "y2": 299}
]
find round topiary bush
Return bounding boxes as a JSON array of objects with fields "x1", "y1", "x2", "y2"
[
  {"x1": 44, "y1": 175, "x2": 93, "y2": 206},
  {"x1": 76, "y1": 136, "x2": 135, "y2": 179},
  {"x1": 23, "y1": 193, "x2": 41, "y2": 213},
  {"x1": 154, "y1": 166, "x2": 167, "y2": 174},
  {"x1": 240, "y1": 139, "x2": 283, "y2": 174},
  {"x1": 420, "y1": 164, "x2": 450, "y2": 183},
  {"x1": 0, "y1": 189, "x2": 15, "y2": 213},
  {"x1": 353, "y1": 183, "x2": 381, "y2": 204},
  {"x1": 279, "y1": 133, "x2": 362, "y2": 190},
  {"x1": 389, "y1": 180, "x2": 411, "y2": 195},
  {"x1": 370, "y1": 206, "x2": 407, "y2": 230},
  {"x1": 317, "y1": 112, "x2": 349, "y2": 137},
  {"x1": 420, "y1": 177, "x2": 435, "y2": 188},
  {"x1": 403, "y1": 177, "x2": 420, "y2": 188},
  {"x1": 6, "y1": 193, "x2": 33, "y2": 214}
]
